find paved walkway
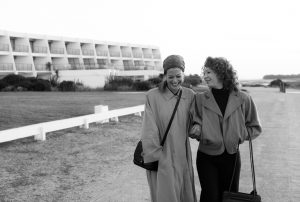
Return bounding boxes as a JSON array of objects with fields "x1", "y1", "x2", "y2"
[
  {"x1": 72, "y1": 87, "x2": 300, "y2": 202},
  {"x1": 237, "y1": 88, "x2": 300, "y2": 202}
]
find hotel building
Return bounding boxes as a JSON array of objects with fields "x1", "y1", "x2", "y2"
[{"x1": 0, "y1": 30, "x2": 163, "y2": 87}]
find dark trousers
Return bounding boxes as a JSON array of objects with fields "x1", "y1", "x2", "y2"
[{"x1": 196, "y1": 150, "x2": 241, "y2": 202}]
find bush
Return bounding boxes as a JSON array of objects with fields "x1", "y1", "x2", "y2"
[
  {"x1": 0, "y1": 80, "x2": 9, "y2": 90},
  {"x1": 31, "y1": 79, "x2": 51, "y2": 91},
  {"x1": 50, "y1": 75, "x2": 60, "y2": 87},
  {"x1": 58, "y1": 81, "x2": 76, "y2": 91},
  {"x1": 133, "y1": 81, "x2": 151, "y2": 91},
  {"x1": 148, "y1": 77, "x2": 162, "y2": 87},
  {"x1": 184, "y1": 74, "x2": 202, "y2": 87},
  {"x1": 104, "y1": 76, "x2": 134, "y2": 91},
  {"x1": 2, "y1": 74, "x2": 26, "y2": 85},
  {"x1": 17, "y1": 80, "x2": 34, "y2": 90},
  {"x1": 269, "y1": 79, "x2": 288, "y2": 87},
  {"x1": 104, "y1": 83, "x2": 118, "y2": 91}
]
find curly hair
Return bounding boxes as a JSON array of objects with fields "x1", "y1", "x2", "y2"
[{"x1": 203, "y1": 56, "x2": 239, "y2": 92}]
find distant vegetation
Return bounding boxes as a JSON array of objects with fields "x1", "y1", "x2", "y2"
[
  {"x1": 0, "y1": 73, "x2": 203, "y2": 92},
  {"x1": 0, "y1": 74, "x2": 86, "y2": 92},
  {"x1": 104, "y1": 74, "x2": 202, "y2": 91},
  {"x1": 263, "y1": 74, "x2": 300, "y2": 79}
]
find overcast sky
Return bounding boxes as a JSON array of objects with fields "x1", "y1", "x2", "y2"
[{"x1": 1, "y1": 0, "x2": 300, "y2": 79}]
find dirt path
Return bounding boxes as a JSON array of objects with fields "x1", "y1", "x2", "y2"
[
  {"x1": 1, "y1": 87, "x2": 300, "y2": 202},
  {"x1": 71, "y1": 87, "x2": 300, "y2": 202}
]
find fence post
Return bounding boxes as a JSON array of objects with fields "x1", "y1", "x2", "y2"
[
  {"x1": 34, "y1": 126, "x2": 46, "y2": 141},
  {"x1": 110, "y1": 116, "x2": 119, "y2": 122},
  {"x1": 94, "y1": 105, "x2": 109, "y2": 123},
  {"x1": 84, "y1": 118, "x2": 89, "y2": 129},
  {"x1": 134, "y1": 112, "x2": 142, "y2": 116}
]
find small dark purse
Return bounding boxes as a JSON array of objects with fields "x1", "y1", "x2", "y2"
[
  {"x1": 133, "y1": 90, "x2": 182, "y2": 171},
  {"x1": 222, "y1": 136, "x2": 262, "y2": 202}
]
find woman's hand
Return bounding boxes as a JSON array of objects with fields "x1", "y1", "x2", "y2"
[{"x1": 189, "y1": 124, "x2": 201, "y2": 141}]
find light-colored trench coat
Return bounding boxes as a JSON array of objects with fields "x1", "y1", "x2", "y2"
[{"x1": 141, "y1": 87, "x2": 197, "y2": 202}]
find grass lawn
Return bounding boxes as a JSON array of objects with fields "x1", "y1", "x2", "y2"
[{"x1": 0, "y1": 91, "x2": 145, "y2": 131}]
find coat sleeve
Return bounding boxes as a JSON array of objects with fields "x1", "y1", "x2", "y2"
[
  {"x1": 243, "y1": 94, "x2": 262, "y2": 140},
  {"x1": 141, "y1": 93, "x2": 163, "y2": 163},
  {"x1": 189, "y1": 93, "x2": 202, "y2": 127}
]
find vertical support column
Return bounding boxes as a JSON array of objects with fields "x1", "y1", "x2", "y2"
[
  {"x1": 84, "y1": 118, "x2": 89, "y2": 129},
  {"x1": 110, "y1": 116, "x2": 119, "y2": 122},
  {"x1": 134, "y1": 111, "x2": 142, "y2": 116},
  {"x1": 94, "y1": 105, "x2": 109, "y2": 123},
  {"x1": 34, "y1": 126, "x2": 46, "y2": 141}
]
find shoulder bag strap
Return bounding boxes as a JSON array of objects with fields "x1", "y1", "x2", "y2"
[
  {"x1": 160, "y1": 89, "x2": 182, "y2": 146},
  {"x1": 248, "y1": 134, "x2": 258, "y2": 195},
  {"x1": 229, "y1": 136, "x2": 258, "y2": 196}
]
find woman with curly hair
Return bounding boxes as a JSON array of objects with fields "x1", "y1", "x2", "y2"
[{"x1": 189, "y1": 56, "x2": 262, "y2": 202}]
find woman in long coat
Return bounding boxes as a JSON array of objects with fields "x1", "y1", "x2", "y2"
[{"x1": 141, "y1": 55, "x2": 197, "y2": 202}]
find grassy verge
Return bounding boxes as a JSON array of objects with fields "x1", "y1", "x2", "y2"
[{"x1": 0, "y1": 91, "x2": 145, "y2": 131}]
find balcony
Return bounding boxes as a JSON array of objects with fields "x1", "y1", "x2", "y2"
[
  {"x1": 15, "y1": 63, "x2": 32, "y2": 71},
  {"x1": 84, "y1": 63, "x2": 98, "y2": 69},
  {"x1": 13, "y1": 45, "x2": 29, "y2": 53},
  {"x1": 52, "y1": 64, "x2": 71, "y2": 70},
  {"x1": 96, "y1": 51, "x2": 108, "y2": 57},
  {"x1": 35, "y1": 64, "x2": 49, "y2": 71},
  {"x1": 50, "y1": 47, "x2": 64, "y2": 54},
  {"x1": 133, "y1": 53, "x2": 143, "y2": 58},
  {"x1": 0, "y1": 44, "x2": 9, "y2": 51},
  {"x1": 143, "y1": 53, "x2": 153, "y2": 59},
  {"x1": 0, "y1": 63, "x2": 13, "y2": 71},
  {"x1": 69, "y1": 63, "x2": 85, "y2": 70},
  {"x1": 32, "y1": 46, "x2": 48, "y2": 54},
  {"x1": 121, "y1": 52, "x2": 132, "y2": 58},
  {"x1": 66, "y1": 48, "x2": 80, "y2": 55},
  {"x1": 109, "y1": 52, "x2": 121, "y2": 57},
  {"x1": 82, "y1": 49, "x2": 94, "y2": 56},
  {"x1": 153, "y1": 54, "x2": 161, "y2": 59}
]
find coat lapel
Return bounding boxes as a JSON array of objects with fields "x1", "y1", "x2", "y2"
[
  {"x1": 224, "y1": 91, "x2": 243, "y2": 120},
  {"x1": 202, "y1": 91, "x2": 223, "y2": 117}
]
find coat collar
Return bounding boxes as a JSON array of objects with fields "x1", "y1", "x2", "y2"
[
  {"x1": 162, "y1": 86, "x2": 187, "y2": 101},
  {"x1": 203, "y1": 90, "x2": 243, "y2": 119}
]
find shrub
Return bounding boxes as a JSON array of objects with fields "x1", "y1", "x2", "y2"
[
  {"x1": 104, "y1": 76, "x2": 134, "y2": 91},
  {"x1": 112, "y1": 77, "x2": 134, "y2": 86},
  {"x1": 31, "y1": 79, "x2": 51, "y2": 91},
  {"x1": 184, "y1": 74, "x2": 202, "y2": 87},
  {"x1": 50, "y1": 75, "x2": 60, "y2": 87},
  {"x1": 148, "y1": 77, "x2": 162, "y2": 87},
  {"x1": 17, "y1": 80, "x2": 34, "y2": 90},
  {"x1": 269, "y1": 79, "x2": 287, "y2": 87},
  {"x1": 104, "y1": 83, "x2": 118, "y2": 91},
  {"x1": 133, "y1": 81, "x2": 151, "y2": 91},
  {"x1": 116, "y1": 85, "x2": 133, "y2": 91},
  {"x1": 58, "y1": 81, "x2": 76, "y2": 91},
  {"x1": 2, "y1": 74, "x2": 26, "y2": 85},
  {"x1": 0, "y1": 80, "x2": 9, "y2": 90}
]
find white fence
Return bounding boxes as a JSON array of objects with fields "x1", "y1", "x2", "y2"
[{"x1": 0, "y1": 105, "x2": 145, "y2": 143}]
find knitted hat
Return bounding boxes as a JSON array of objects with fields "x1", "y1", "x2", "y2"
[{"x1": 163, "y1": 55, "x2": 185, "y2": 73}]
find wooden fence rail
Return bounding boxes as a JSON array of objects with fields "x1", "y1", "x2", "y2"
[{"x1": 0, "y1": 105, "x2": 145, "y2": 143}]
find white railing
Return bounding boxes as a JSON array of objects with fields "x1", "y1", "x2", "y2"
[{"x1": 0, "y1": 105, "x2": 144, "y2": 143}]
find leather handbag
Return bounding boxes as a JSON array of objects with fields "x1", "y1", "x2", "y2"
[
  {"x1": 133, "y1": 90, "x2": 182, "y2": 171},
  {"x1": 222, "y1": 135, "x2": 261, "y2": 202}
]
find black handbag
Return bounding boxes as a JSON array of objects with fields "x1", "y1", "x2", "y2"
[
  {"x1": 222, "y1": 135, "x2": 262, "y2": 202},
  {"x1": 133, "y1": 89, "x2": 182, "y2": 171}
]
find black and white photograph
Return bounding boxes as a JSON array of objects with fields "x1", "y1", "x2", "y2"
[{"x1": 1, "y1": 0, "x2": 300, "y2": 201}]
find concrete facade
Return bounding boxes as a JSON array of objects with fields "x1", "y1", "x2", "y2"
[{"x1": 0, "y1": 30, "x2": 163, "y2": 87}]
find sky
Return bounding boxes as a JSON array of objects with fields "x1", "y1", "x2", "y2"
[{"x1": 1, "y1": 0, "x2": 300, "y2": 80}]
